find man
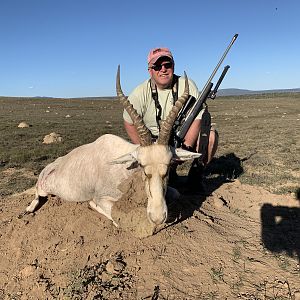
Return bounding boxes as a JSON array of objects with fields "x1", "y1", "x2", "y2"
[{"x1": 123, "y1": 47, "x2": 218, "y2": 189}]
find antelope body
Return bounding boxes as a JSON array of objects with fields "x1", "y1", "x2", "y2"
[{"x1": 26, "y1": 67, "x2": 200, "y2": 225}]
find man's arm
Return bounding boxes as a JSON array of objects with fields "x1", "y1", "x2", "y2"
[
  {"x1": 183, "y1": 119, "x2": 201, "y2": 148},
  {"x1": 124, "y1": 121, "x2": 140, "y2": 144}
]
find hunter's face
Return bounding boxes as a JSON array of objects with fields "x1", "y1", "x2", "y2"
[{"x1": 149, "y1": 57, "x2": 174, "y2": 89}]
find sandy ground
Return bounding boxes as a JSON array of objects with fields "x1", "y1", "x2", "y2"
[{"x1": 1, "y1": 168, "x2": 300, "y2": 299}]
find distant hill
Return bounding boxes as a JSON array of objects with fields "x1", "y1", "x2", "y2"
[
  {"x1": 2, "y1": 89, "x2": 300, "y2": 99},
  {"x1": 218, "y1": 88, "x2": 300, "y2": 96}
]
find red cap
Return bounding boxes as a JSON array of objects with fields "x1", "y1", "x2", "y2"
[{"x1": 147, "y1": 47, "x2": 173, "y2": 66}]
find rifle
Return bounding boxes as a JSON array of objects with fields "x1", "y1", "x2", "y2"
[{"x1": 172, "y1": 34, "x2": 238, "y2": 148}]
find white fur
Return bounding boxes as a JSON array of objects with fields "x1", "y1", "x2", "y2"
[{"x1": 26, "y1": 134, "x2": 200, "y2": 225}]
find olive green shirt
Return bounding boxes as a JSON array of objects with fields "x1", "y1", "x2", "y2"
[{"x1": 123, "y1": 75, "x2": 201, "y2": 136}]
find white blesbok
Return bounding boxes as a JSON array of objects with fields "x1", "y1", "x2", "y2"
[{"x1": 25, "y1": 66, "x2": 200, "y2": 225}]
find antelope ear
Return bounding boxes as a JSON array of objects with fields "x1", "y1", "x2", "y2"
[
  {"x1": 110, "y1": 148, "x2": 139, "y2": 164},
  {"x1": 171, "y1": 147, "x2": 202, "y2": 161}
]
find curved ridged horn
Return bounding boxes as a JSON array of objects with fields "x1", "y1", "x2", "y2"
[
  {"x1": 157, "y1": 72, "x2": 189, "y2": 145},
  {"x1": 116, "y1": 65, "x2": 152, "y2": 146}
]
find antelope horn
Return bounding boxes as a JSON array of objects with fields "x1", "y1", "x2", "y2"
[
  {"x1": 116, "y1": 65, "x2": 152, "y2": 146},
  {"x1": 157, "y1": 72, "x2": 189, "y2": 145}
]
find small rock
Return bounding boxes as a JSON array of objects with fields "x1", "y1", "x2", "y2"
[
  {"x1": 19, "y1": 265, "x2": 36, "y2": 278},
  {"x1": 43, "y1": 132, "x2": 63, "y2": 144},
  {"x1": 106, "y1": 261, "x2": 116, "y2": 274},
  {"x1": 106, "y1": 260, "x2": 125, "y2": 274},
  {"x1": 213, "y1": 197, "x2": 227, "y2": 208},
  {"x1": 18, "y1": 122, "x2": 30, "y2": 128},
  {"x1": 100, "y1": 272, "x2": 111, "y2": 282},
  {"x1": 203, "y1": 216, "x2": 214, "y2": 225}
]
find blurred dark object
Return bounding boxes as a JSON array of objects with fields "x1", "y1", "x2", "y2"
[{"x1": 261, "y1": 203, "x2": 300, "y2": 261}]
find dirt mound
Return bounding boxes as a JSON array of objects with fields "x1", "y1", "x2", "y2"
[
  {"x1": 1, "y1": 169, "x2": 300, "y2": 299},
  {"x1": 112, "y1": 170, "x2": 156, "y2": 238}
]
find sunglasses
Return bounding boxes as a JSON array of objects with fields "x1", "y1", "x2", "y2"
[{"x1": 151, "y1": 62, "x2": 173, "y2": 71}]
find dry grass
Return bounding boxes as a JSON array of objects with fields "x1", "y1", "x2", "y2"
[
  {"x1": 208, "y1": 94, "x2": 300, "y2": 195},
  {"x1": 0, "y1": 93, "x2": 299, "y2": 197}
]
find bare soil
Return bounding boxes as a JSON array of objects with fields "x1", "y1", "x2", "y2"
[{"x1": 0, "y1": 167, "x2": 300, "y2": 299}]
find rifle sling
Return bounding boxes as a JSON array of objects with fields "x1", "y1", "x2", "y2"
[{"x1": 150, "y1": 75, "x2": 179, "y2": 131}]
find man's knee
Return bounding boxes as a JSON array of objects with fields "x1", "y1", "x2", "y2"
[
  {"x1": 209, "y1": 128, "x2": 219, "y2": 149},
  {"x1": 197, "y1": 127, "x2": 218, "y2": 164},
  {"x1": 204, "y1": 128, "x2": 218, "y2": 164}
]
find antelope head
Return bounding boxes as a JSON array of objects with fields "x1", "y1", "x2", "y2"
[{"x1": 114, "y1": 66, "x2": 200, "y2": 225}]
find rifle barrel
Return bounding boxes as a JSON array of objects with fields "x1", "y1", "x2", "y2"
[{"x1": 199, "y1": 33, "x2": 238, "y2": 98}]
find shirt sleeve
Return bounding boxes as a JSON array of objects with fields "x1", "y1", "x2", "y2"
[{"x1": 187, "y1": 78, "x2": 201, "y2": 99}]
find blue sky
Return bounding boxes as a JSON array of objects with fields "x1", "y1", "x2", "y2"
[{"x1": 0, "y1": 0, "x2": 299, "y2": 98}]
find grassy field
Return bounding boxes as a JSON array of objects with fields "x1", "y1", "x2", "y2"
[{"x1": 0, "y1": 93, "x2": 299, "y2": 196}]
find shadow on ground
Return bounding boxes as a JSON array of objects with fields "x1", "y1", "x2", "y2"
[
  {"x1": 261, "y1": 203, "x2": 300, "y2": 262},
  {"x1": 204, "y1": 152, "x2": 245, "y2": 194},
  {"x1": 167, "y1": 152, "x2": 245, "y2": 224}
]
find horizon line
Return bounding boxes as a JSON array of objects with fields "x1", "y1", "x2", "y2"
[{"x1": 1, "y1": 87, "x2": 300, "y2": 99}]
